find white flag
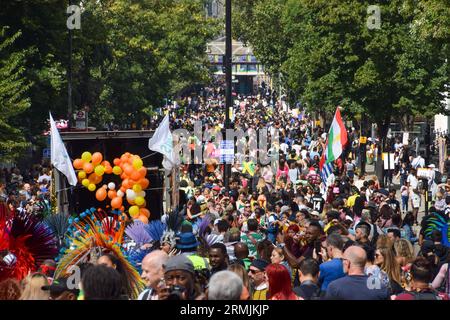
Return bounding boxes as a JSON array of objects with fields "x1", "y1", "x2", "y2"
[
  {"x1": 148, "y1": 115, "x2": 175, "y2": 171},
  {"x1": 50, "y1": 112, "x2": 77, "y2": 186}
]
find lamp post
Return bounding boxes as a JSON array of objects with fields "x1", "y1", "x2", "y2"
[
  {"x1": 224, "y1": 0, "x2": 232, "y2": 191},
  {"x1": 67, "y1": 0, "x2": 73, "y2": 129}
]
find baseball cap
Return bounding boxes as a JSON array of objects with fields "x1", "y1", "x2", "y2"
[
  {"x1": 310, "y1": 210, "x2": 320, "y2": 217},
  {"x1": 163, "y1": 255, "x2": 195, "y2": 275},
  {"x1": 42, "y1": 277, "x2": 79, "y2": 295},
  {"x1": 250, "y1": 259, "x2": 270, "y2": 271},
  {"x1": 280, "y1": 205, "x2": 290, "y2": 214}
]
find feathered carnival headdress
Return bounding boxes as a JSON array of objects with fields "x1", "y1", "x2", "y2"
[
  {"x1": 423, "y1": 211, "x2": 450, "y2": 247},
  {"x1": 0, "y1": 204, "x2": 58, "y2": 281},
  {"x1": 55, "y1": 208, "x2": 145, "y2": 299}
]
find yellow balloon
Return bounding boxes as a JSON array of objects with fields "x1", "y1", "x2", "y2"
[
  {"x1": 78, "y1": 171, "x2": 86, "y2": 179},
  {"x1": 81, "y1": 152, "x2": 92, "y2": 162},
  {"x1": 88, "y1": 183, "x2": 96, "y2": 192},
  {"x1": 135, "y1": 196, "x2": 145, "y2": 206},
  {"x1": 82, "y1": 179, "x2": 90, "y2": 187},
  {"x1": 94, "y1": 165, "x2": 105, "y2": 176},
  {"x1": 132, "y1": 184, "x2": 142, "y2": 193},
  {"x1": 132, "y1": 158, "x2": 143, "y2": 169},
  {"x1": 129, "y1": 205, "x2": 139, "y2": 218},
  {"x1": 112, "y1": 166, "x2": 122, "y2": 175}
]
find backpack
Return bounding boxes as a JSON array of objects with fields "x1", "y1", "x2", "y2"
[
  {"x1": 407, "y1": 289, "x2": 443, "y2": 300},
  {"x1": 434, "y1": 171, "x2": 442, "y2": 185},
  {"x1": 437, "y1": 264, "x2": 450, "y2": 295}
]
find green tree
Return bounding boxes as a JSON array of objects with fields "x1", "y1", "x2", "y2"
[
  {"x1": 0, "y1": 27, "x2": 32, "y2": 162},
  {"x1": 234, "y1": 0, "x2": 448, "y2": 142},
  {"x1": 0, "y1": 0, "x2": 220, "y2": 137}
]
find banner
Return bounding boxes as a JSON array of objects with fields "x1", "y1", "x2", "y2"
[
  {"x1": 382, "y1": 152, "x2": 395, "y2": 170},
  {"x1": 402, "y1": 132, "x2": 409, "y2": 145},
  {"x1": 49, "y1": 112, "x2": 77, "y2": 186}
]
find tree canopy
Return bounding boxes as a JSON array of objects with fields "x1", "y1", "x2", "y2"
[
  {"x1": 0, "y1": 28, "x2": 32, "y2": 162},
  {"x1": 233, "y1": 0, "x2": 449, "y2": 139},
  {"x1": 0, "y1": 0, "x2": 220, "y2": 161}
]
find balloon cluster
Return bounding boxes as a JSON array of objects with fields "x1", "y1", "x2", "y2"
[
  {"x1": 72, "y1": 152, "x2": 150, "y2": 224},
  {"x1": 73, "y1": 152, "x2": 112, "y2": 192}
]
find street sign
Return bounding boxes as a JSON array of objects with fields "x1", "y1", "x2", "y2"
[
  {"x1": 220, "y1": 140, "x2": 234, "y2": 164},
  {"x1": 417, "y1": 168, "x2": 433, "y2": 179}
]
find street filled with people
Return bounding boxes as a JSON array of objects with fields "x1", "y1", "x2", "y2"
[{"x1": 1, "y1": 90, "x2": 449, "y2": 301}]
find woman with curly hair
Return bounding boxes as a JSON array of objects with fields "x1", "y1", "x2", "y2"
[{"x1": 0, "y1": 278, "x2": 22, "y2": 300}]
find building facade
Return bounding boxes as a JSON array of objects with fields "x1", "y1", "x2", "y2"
[{"x1": 205, "y1": 0, "x2": 268, "y2": 95}]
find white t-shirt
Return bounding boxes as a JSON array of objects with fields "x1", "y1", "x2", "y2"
[
  {"x1": 280, "y1": 143, "x2": 289, "y2": 154},
  {"x1": 38, "y1": 174, "x2": 51, "y2": 184},
  {"x1": 301, "y1": 149, "x2": 308, "y2": 160},
  {"x1": 292, "y1": 144, "x2": 302, "y2": 156},
  {"x1": 288, "y1": 168, "x2": 298, "y2": 183},
  {"x1": 354, "y1": 179, "x2": 365, "y2": 190},
  {"x1": 407, "y1": 174, "x2": 419, "y2": 190},
  {"x1": 394, "y1": 143, "x2": 403, "y2": 152},
  {"x1": 411, "y1": 192, "x2": 421, "y2": 208},
  {"x1": 411, "y1": 156, "x2": 425, "y2": 169}
]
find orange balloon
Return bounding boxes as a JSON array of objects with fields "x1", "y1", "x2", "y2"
[
  {"x1": 122, "y1": 179, "x2": 131, "y2": 189},
  {"x1": 120, "y1": 154, "x2": 128, "y2": 162},
  {"x1": 113, "y1": 158, "x2": 121, "y2": 166},
  {"x1": 131, "y1": 170, "x2": 141, "y2": 181},
  {"x1": 96, "y1": 188, "x2": 107, "y2": 201},
  {"x1": 88, "y1": 173, "x2": 96, "y2": 182},
  {"x1": 125, "y1": 152, "x2": 131, "y2": 157},
  {"x1": 91, "y1": 152, "x2": 103, "y2": 165},
  {"x1": 102, "y1": 160, "x2": 111, "y2": 168},
  {"x1": 138, "y1": 167, "x2": 147, "y2": 179},
  {"x1": 120, "y1": 173, "x2": 127, "y2": 180},
  {"x1": 137, "y1": 215, "x2": 148, "y2": 224},
  {"x1": 111, "y1": 197, "x2": 123, "y2": 209},
  {"x1": 127, "y1": 199, "x2": 136, "y2": 206},
  {"x1": 104, "y1": 166, "x2": 113, "y2": 174},
  {"x1": 124, "y1": 164, "x2": 134, "y2": 176},
  {"x1": 108, "y1": 190, "x2": 117, "y2": 200},
  {"x1": 120, "y1": 186, "x2": 126, "y2": 193},
  {"x1": 73, "y1": 159, "x2": 85, "y2": 170},
  {"x1": 140, "y1": 178, "x2": 150, "y2": 189},
  {"x1": 139, "y1": 208, "x2": 151, "y2": 218},
  {"x1": 119, "y1": 206, "x2": 125, "y2": 212},
  {"x1": 83, "y1": 162, "x2": 94, "y2": 174},
  {"x1": 89, "y1": 173, "x2": 102, "y2": 184}
]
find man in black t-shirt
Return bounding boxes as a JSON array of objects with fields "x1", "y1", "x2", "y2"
[
  {"x1": 387, "y1": 189, "x2": 401, "y2": 214},
  {"x1": 312, "y1": 189, "x2": 325, "y2": 214}
]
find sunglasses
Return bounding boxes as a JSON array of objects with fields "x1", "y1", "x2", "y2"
[{"x1": 248, "y1": 269, "x2": 263, "y2": 274}]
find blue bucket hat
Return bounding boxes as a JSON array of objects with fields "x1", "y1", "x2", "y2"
[{"x1": 176, "y1": 232, "x2": 199, "y2": 250}]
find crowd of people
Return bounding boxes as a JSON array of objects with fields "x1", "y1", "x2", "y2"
[{"x1": 1, "y1": 88, "x2": 449, "y2": 301}]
